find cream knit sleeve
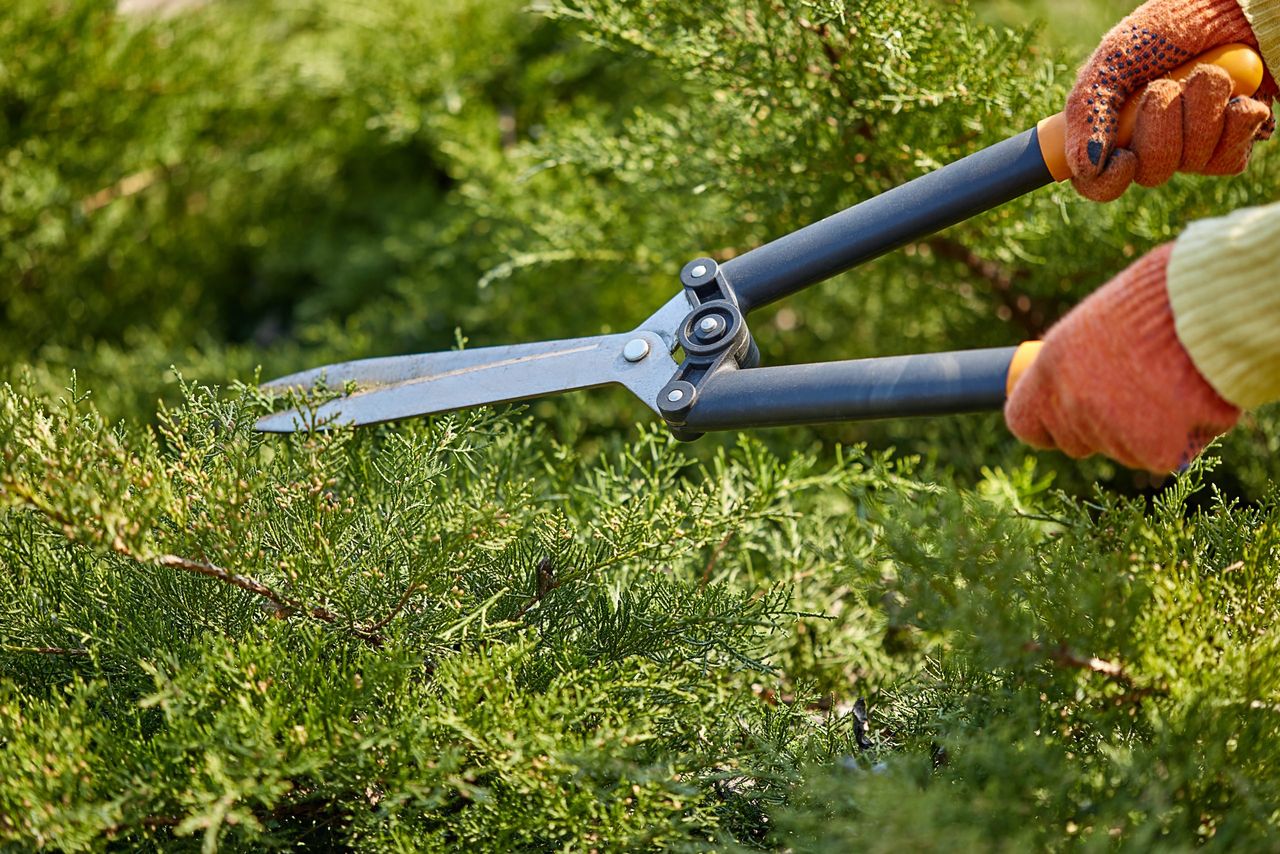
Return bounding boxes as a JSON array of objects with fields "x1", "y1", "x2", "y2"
[
  {"x1": 1167, "y1": 201, "x2": 1280, "y2": 409},
  {"x1": 1239, "y1": 0, "x2": 1280, "y2": 72}
]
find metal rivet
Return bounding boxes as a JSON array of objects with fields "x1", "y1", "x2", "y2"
[
  {"x1": 623, "y1": 338, "x2": 650, "y2": 363},
  {"x1": 667, "y1": 389, "x2": 685, "y2": 403},
  {"x1": 698, "y1": 317, "x2": 720, "y2": 334},
  {"x1": 691, "y1": 264, "x2": 709, "y2": 278}
]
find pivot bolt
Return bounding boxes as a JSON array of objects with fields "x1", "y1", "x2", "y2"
[
  {"x1": 691, "y1": 264, "x2": 709, "y2": 279},
  {"x1": 698, "y1": 317, "x2": 719, "y2": 334},
  {"x1": 623, "y1": 338, "x2": 651, "y2": 363},
  {"x1": 667, "y1": 389, "x2": 686, "y2": 403}
]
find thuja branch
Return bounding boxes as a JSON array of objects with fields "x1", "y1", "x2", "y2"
[
  {"x1": 107, "y1": 794, "x2": 357, "y2": 839},
  {"x1": 150, "y1": 555, "x2": 385, "y2": 647},
  {"x1": 794, "y1": 15, "x2": 843, "y2": 71},
  {"x1": 2, "y1": 644, "x2": 90, "y2": 657},
  {"x1": 702, "y1": 530, "x2": 737, "y2": 590},
  {"x1": 3, "y1": 478, "x2": 385, "y2": 647},
  {"x1": 153, "y1": 554, "x2": 302, "y2": 614}
]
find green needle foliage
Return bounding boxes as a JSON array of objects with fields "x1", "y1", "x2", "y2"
[{"x1": 6, "y1": 0, "x2": 1280, "y2": 850}]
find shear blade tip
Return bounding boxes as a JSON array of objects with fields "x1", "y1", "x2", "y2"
[{"x1": 254, "y1": 412, "x2": 301, "y2": 433}]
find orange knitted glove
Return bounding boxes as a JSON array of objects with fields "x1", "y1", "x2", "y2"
[
  {"x1": 1005, "y1": 244, "x2": 1241, "y2": 474},
  {"x1": 1068, "y1": 0, "x2": 1277, "y2": 201}
]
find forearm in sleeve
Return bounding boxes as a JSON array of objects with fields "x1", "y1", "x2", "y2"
[
  {"x1": 1239, "y1": 0, "x2": 1280, "y2": 72},
  {"x1": 1168, "y1": 199, "x2": 1280, "y2": 409}
]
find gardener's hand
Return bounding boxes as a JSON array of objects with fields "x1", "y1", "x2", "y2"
[
  {"x1": 1068, "y1": 0, "x2": 1276, "y2": 201},
  {"x1": 1005, "y1": 244, "x2": 1240, "y2": 474}
]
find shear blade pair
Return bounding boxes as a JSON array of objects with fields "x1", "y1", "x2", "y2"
[{"x1": 255, "y1": 294, "x2": 686, "y2": 433}]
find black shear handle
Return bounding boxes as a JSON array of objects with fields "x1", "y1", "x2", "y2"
[
  {"x1": 680, "y1": 345, "x2": 1043, "y2": 432},
  {"x1": 720, "y1": 130, "x2": 1054, "y2": 313}
]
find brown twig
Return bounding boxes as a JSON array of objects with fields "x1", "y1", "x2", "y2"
[
  {"x1": 155, "y1": 554, "x2": 305, "y2": 615},
  {"x1": 364, "y1": 580, "x2": 421, "y2": 635},
  {"x1": 1048, "y1": 646, "x2": 1129, "y2": 680},
  {"x1": 154, "y1": 554, "x2": 383, "y2": 647},
  {"x1": 3, "y1": 644, "x2": 90, "y2": 657},
  {"x1": 1026, "y1": 641, "x2": 1164, "y2": 700},
  {"x1": 927, "y1": 237, "x2": 1055, "y2": 338},
  {"x1": 701, "y1": 530, "x2": 737, "y2": 591},
  {"x1": 6, "y1": 480, "x2": 384, "y2": 646},
  {"x1": 793, "y1": 14, "x2": 876, "y2": 142},
  {"x1": 80, "y1": 167, "x2": 163, "y2": 215},
  {"x1": 6, "y1": 480, "x2": 388, "y2": 647},
  {"x1": 796, "y1": 17, "x2": 843, "y2": 69},
  {"x1": 513, "y1": 557, "x2": 559, "y2": 621}
]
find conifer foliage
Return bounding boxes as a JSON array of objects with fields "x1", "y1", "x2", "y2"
[{"x1": 5, "y1": 0, "x2": 1280, "y2": 850}]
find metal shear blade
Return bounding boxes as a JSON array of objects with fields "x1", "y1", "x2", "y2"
[{"x1": 254, "y1": 294, "x2": 690, "y2": 433}]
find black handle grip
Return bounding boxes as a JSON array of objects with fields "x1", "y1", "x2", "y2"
[
  {"x1": 680, "y1": 347, "x2": 1019, "y2": 432},
  {"x1": 720, "y1": 128, "x2": 1053, "y2": 313}
]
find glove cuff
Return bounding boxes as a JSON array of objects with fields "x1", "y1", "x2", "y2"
[
  {"x1": 1238, "y1": 0, "x2": 1280, "y2": 75},
  {"x1": 1007, "y1": 243, "x2": 1240, "y2": 474},
  {"x1": 1168, "y1": 201, "x2": 1280, "y2": 409}
]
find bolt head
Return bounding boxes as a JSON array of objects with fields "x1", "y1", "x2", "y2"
[
  {"x1": 622, "y1": 338, "x2": 650, "y2": 363},
  {"x1": 691, "y1": 264, "x2": 709, "y2": 279},
  {"x1": 698, "y1": 317, "x2": 720, "y2": 334},
  {"x1": 667, "y1": 389, "x2": 686, "y2": 404}
]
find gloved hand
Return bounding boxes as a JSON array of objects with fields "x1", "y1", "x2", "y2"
[
  {"x1": 1004, "y1": 244, "x2": 1241, "y2": 474},
  {"x1": 1068, "y1": 0, "x2": 1277, "y2": 201}
]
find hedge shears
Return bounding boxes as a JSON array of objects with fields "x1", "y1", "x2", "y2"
[{"x1": 257, "y1": 46, "x2": 1263, "y2": 440}]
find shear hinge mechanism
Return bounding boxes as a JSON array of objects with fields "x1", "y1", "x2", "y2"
[{"x1": 658, "y1": 258, "x2": 761, "y2": 441}]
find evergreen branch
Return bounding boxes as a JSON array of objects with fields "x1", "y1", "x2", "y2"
[
  {"x1": 154, "y1": 555, "x2": 300, "y2": 614},
  {"x1": 106, "y1": 795, "x2": 355, "y2": 839},
  {"x1": 2, "y1": 644, "x2": 90, "y2": 657},
  {"x1": 1, "y1": 478, "x2": 79, "y2": 536},
  {"x1": 152, "y1": 555, "x2": 384, "y2": 647},
  {"x1": 580, "y1": 531, "x2": 690, "y2": 578},
  {"x1": 1015, "y1": 511, "x2": 1073, "y2": 526},
  {"x1": 794, "y1": 16, "x2": 843, "y2": 71},
  {"x1": 4, "y1": 479, "x2": 385, "y2": 647},
  {"x1": 927, "y1": 237, "x2": 1052, "y2": 338},
  {"x1": 792, "y1": 12, "x2": 876, "y2": 142},
  {"x1": 152, "y1": 554, "x2": 314, "y2": 618}
]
